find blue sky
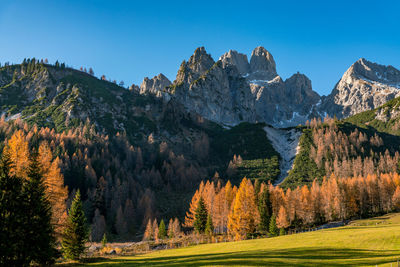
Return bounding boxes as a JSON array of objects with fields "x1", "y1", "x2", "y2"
[{"x1": 0, "y1": 0, "x2": 399, "y2": 95}]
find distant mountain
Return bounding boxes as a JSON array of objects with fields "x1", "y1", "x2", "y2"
[
  {"x1": 321, "y1": 58, "x2": 400, "y2": 119},
  {"x1": 137, "y1": 46, "x2": 320, "y2": 127},
  {"x1": 137, "y1": 47, "x2": 400, "y2": 128}
]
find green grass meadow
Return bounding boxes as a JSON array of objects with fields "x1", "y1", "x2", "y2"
[{"x1": 66, "y1": 213, "x2": 400, "y2": 266}]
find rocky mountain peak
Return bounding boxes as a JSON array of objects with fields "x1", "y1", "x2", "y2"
[
  {"x1": 187, "y1": 46, "x2": 215, "y2": 74},
  {"x1": 139, "y1": 73, "x2": 171, "y2": 97},
  {"x1": 346, "y1": 58, "x2": 400, "y2": 85},
  {"x1": 249, "y1": 46, "x2": 277, "y2": 80},
  {"x1": 137, "y1": 45, "x2": 400, "y2": 128},
  {"x1": 321, "y1": 58, "x2": 400, "y2": 118},
  {"x1": 175, "y1": 47, "x2": 215, "y2": 85},
  {"x1": 220, "y1": 50, "x2": 250, "y2": 75}
]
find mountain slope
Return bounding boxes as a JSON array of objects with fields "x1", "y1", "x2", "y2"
[{"x1": 345, "y1": 95, "x2": 400, "y2": 135}]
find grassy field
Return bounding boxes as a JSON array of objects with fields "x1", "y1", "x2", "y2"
[{"x1": 68, "y1": 213, "x2": 400, "y2": 266}]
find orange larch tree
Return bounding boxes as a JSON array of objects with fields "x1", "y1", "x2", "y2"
[
  {"x1": 228, "y1": 178, "x2": 259, "y2": 240},
  {"x1": 4, "y1": 130, "x2": 30, "y2": 178},
  {"x1": 39, "y1": 141, "x2": 68, "y2": 238},
  {"x1": 276, "y1": 205, "x2": 289, "y2": 229}
]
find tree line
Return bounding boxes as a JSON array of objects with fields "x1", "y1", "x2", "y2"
[{"x1": 185, "y1": 172, "x2": 400, "y2": 240}]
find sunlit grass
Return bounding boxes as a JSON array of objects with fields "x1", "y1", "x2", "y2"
[{"x1": 65, "y1": 213, "x2": 400, "y2": 266}]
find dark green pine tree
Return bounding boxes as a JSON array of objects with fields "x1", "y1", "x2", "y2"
[
  {"x1": 158, "y1": 219, "x2": 167, "y2": 239},
  {"x1": 205, "y1": 214, "x2": 214, "y2": 236},
  {"x1": 269, "y1": 214, "x2": 278, "y2": 237},
  {"x1": 101, "y1": 233, "x2": 107, "y2": 248},
  {"x1": 279, "y1": 228, "x2": 286, "y2": 236},
  {"x1": 0, "y1": 152, "x2": 57, "y2": 266},
  {"x1": 62, "y1": 190, "x2": 89, "y2": 260},
  {"x1": 23, "y1": 152, "x2": 57, "y2": 265},
  {"x1": 258, "y1": 187, "x2": 272, "y2": 233},
  {"x1": 193, "y1": 197, "x2": 208, "y2": 234},
  {"x1": 0, "y1": 153, "x2": 27, "y2": 266}
]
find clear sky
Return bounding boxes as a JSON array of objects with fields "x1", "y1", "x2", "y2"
[{"x1": 0, "y1": 0, "x2": 399, "y2": 95}]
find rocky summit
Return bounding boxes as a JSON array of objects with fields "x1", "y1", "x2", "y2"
[
  {"x1": 320, "y1": 58, "x2": 400, "y2": 118},
  {"x1": 136, "y1": 47, "x2": 400, "y2": 127}
]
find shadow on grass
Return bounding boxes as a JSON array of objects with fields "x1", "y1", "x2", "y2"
[{"x1": 63, "y1": 247, "x2": 400, "y2": 266}]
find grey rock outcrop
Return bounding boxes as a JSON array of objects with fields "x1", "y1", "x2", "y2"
[
  {"x1": 248, "y1": 46, "x2": 277, "y2": 81},
  {"x1": 220, "y1": 50, "x2": 250, "y2": 75},
  {"x1": 139, "y1": 73, "x2": 171, "y2": 97},
  {"x1": 171, "y1": 49, "x2": 256, "y2": 125}
]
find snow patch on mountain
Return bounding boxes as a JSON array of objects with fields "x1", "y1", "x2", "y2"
[{"x1": 264, "y1": 126, "x2": 301, "y2": 185}]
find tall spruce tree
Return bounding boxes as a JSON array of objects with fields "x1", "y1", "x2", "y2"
[
  {"x1": 62, "y1": 190, "x2": 89, "y2": 260},
  {"x1": 269, "y1": 214, "x2": 278, "y2": 237},
  {"x1": 23, "y1": 152, "x2": 57, "y2": 265},
  {"x1": 0, "y1": 153, "x2": 27, "y2": 266},
  {"x1": 258, "y1": 187, "x2": 272, "y2": 232},
  {"x1": 0, "y1": 151, "x2": 57, "y2": 266},
  {"x1": 205, "y1": 214, "x2": 214, "y2": 236},
  {"x1": 158, "y1": 219, "x2": 167, "y2": 239},
  {"x1": 193, "y1": 197, "x2": 208, "y2": 234}
]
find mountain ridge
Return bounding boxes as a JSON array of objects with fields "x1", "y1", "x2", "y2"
[{"x1": 136, "y1": 47, "x2": 400, "y2": 128}]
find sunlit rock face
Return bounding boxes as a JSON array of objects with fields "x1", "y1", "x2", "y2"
[{"x1": 139, "y1": 47, "x2": 400, "y2": 127}]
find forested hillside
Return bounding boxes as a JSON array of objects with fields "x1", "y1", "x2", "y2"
[
  {"x1": 0, "y1": 59, "x2": 280, "y2": 242},
  {"x1": 282, "y1": 116, "x2": 400, "y2": 188}
]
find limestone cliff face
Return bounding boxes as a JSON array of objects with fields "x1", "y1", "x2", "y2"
[
  {"x1": 164, "y1": 46, "x2": 320, "y2": 126},
  {"x1": 321, "y1": 58, "x2": 400, "y2": 118},
  {"x1": 139, "y1": 73, "x2": 171, "y2": 98},
  {"x1": 171, "y1": 48, "x2": 256, "y2": 125},
  {"x1": 248, "y1": 46, "x2": 277, "y2": 81}
]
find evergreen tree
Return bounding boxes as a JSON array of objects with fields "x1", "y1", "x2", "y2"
[
  {"x1": 205, "y1": 214, "x2": 214, "y2": 236},
  {"x1": 101, "y1": 233, "x2": 107, "y2": 248},
  {"x1": 269, "y1": 214, "x2": 278, "y2": 237},
  {"x1": 23, "y1": 152, "x2": 57, "y2": 265},
  {"x1": 62, "y1": 190, "x2": 89, "y2": 260},
  {"x1": 279, "y1": 228, "x2": 286, "y2": 236},
  {"x1": 0, "y1": 153, "x2": 27, "y2": 266},
  {"x1": 258, "y1": 187, "x2": 272, "y2": 232},
  {"x1": 194, "y1": 197, "x2": 208, "y2": 233},
  {"x1": 0, "y1": 151, "x2": 57, "y2": 266},
  {"x1": 158, "y1": 219, "x2": 167, "y2": 239}
]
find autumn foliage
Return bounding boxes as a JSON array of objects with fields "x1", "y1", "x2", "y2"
[
  {"x1": 186, "y1": 171, "x2": 400, "y2": 240},
  {"x1": 4, "y1": 129, "x2": 68, "y2": 238}
]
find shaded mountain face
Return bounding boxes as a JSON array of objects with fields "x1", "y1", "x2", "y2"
[
  {"x1": 321, "y1": 58, "x2": 400, "y2": 119},
  {"x1": 138, "y1": 46, "x2": 321, "y2": 127}
]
